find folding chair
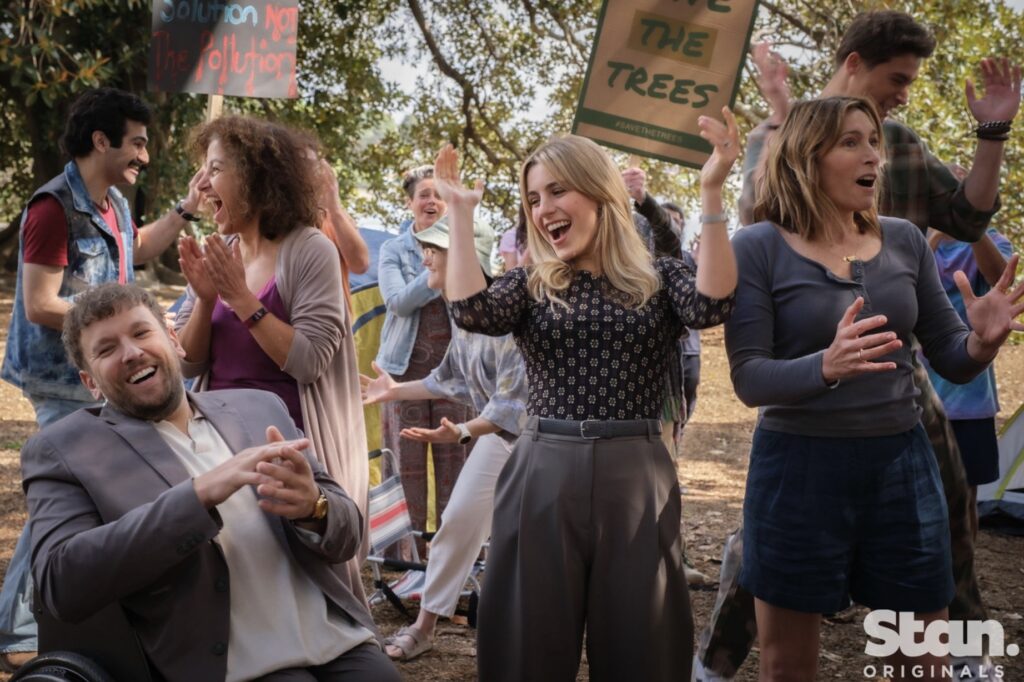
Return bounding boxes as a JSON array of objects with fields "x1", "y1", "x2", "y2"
[{"x1": 365, "y1": 448, "x2": 483, "y2": 626}]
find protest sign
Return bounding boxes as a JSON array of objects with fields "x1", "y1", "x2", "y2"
[
  {"x1": 148, "y1": 0, "x2": 299, "y2": 99},
  {"x1": 573, "y1": 0, "x2": 759, "y2": 168}
]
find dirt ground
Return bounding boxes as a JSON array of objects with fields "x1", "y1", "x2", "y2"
[{"x1": 0, "y1": 278, "x2": 1020, "y2": 681}]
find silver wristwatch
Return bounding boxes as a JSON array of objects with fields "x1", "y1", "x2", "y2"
[{"x1": 456, "y1": 423, "x2": 472, "y2": 445}]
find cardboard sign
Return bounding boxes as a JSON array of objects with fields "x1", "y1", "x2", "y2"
[
  {"x1": 573, "y1": 0, "x2": 759, "y2": 169},
  {"x1": 148, "y1": 0, "x2": 299, "y2": 99}
]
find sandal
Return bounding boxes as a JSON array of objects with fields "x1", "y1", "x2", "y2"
[{"x1": 384, "y1": 625, "x2": 433, "y2": 661}]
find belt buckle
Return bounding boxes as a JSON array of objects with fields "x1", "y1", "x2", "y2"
[{"x1": 579, "y1": 420, "x2": 602, "y2": 440}]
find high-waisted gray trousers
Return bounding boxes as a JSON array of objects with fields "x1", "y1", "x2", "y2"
[{"x1": 477, "y1": 416, "x2": 694, "y2": 681}]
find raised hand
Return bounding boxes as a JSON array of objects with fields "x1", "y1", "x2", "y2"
[
  {"x1": 433, "y1": 143, "x2": 484, "y2": 210},
  {"x1": 622, "y1": 167, "x2": 647, "y2": 203},
  {"x1": 750, "y1": 41, "x2": 790, "y2": 124},
  {"x1": 821, "y1": 297, "x2": 902, "y2": 382},
  {"x1": 178, "y1": 235, "x2": 217, "y2": 302},
  {"x1": 180, "y1": 167, "x2": 207, "y2": 216},
  {"x1": 961, "y1": 254, "x2": 1024, "y2": 358},
  {"x1": 698, "y1": 106, "x2": 741, "y2": 190},
  {"x1": 360, "y1": 361, "x2": 398, "y2": 405},
  {"x1": 966, "y1": 57, "x2": 1022, "y2": 124},
  {"x1": 400, "y1": 417, "x2": 462, "y2": 444},
  {"x1": 315, "y1": 158, "x2": 341, "y2": 214}
]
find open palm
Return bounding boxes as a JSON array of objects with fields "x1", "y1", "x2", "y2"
[
  {"x1": 433, "y1": 143, "x2": 484, "y2": 210},
  {"x1": 961, "y1": 255, "x2": 1024, "y2": 349},
  {"x1": 966, "y1": 58, "x2": 1022, "y2": 123},
  {"x1": 359, "y1": 362, "x2": 397, "y2": 405}
]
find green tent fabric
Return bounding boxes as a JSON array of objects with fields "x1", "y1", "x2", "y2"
[{"x1": 978, "y1": 403, "x2": 1024, "y2": 534}]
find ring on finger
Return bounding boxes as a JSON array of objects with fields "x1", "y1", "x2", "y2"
[{"x1": 858, "y1": 348, "x2": 864, "y2": 361}]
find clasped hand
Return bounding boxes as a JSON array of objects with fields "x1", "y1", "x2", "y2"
[{"x1": 193, "y1": 426, "x2": 318, "y2": 520}]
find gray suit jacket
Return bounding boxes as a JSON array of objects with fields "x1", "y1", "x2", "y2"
[{"x1": 22, "y1": 388, "x2": 378, "y2": 681}]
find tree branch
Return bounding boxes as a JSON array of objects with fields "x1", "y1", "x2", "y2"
[
  {"x1": 759, "y1": 0, "x2": 817, "y2": 39},
  {"x1": 406, "y1": 0, "x2": 504, "y2": 166}
]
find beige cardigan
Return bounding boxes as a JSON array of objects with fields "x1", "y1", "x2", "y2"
[{"x1": 176, "y1": 227, "x2": 370, "y2": 603}]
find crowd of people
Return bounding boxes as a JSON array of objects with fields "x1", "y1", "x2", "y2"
[{"x1": 0, "y1": 8, "x2": 1020, "y2": 682}]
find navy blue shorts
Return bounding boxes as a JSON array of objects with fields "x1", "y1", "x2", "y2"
[
  {"x1": 740, "y1": 423, "x2": 954, "y2": 614},
  {"x1": 951, "y1": 418, "x2": 1000, "y2": 486}
]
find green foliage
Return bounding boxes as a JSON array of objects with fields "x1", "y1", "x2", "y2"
[{"x1": 0, "y1": 0, "x2": 1021, "y2": 254}]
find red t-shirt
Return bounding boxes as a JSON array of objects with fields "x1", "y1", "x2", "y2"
[{"x1": 22, "y1": 195, "x2": 139, "y2": 284}]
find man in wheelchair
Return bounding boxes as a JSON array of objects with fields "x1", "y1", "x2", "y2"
[{"x1": 20, "y1": 283, "x2": 399, "y2": 681}]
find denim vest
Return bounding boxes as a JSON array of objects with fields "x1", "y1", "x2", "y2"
[{"x1": 2, "y1": 161, "x2": 135, "y2": 400}]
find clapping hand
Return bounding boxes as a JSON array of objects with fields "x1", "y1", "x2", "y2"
[
  {"x1": 254, "y1": 426, "x2": 320, "y2": 521},
  {"x1": 193, "y1": 426, "x2": 312, "y2": 512},
  {"x1": 178, "y1": 235, "x2": 217, "y2": 303},
  {"x1": 203, "y1": 234, "x2": 250, "y2": 309}
]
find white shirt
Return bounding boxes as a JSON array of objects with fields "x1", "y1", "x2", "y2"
[{"x1": 154, "y1": 408, "x2": 374, "y2": 681}]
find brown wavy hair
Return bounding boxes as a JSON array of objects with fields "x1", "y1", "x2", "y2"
[
  {"x1": 753, "y1": 97, "x2": 884, "y2": 243},
  {"x1": 190, "y1": 115, "x2": 319, "y2": 241}
]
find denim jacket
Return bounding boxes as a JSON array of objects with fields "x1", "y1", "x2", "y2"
[
  {"x1": 374, "y1": 221, "x2": 442, "y2": 375},
  {"x1": 2, "y1": 161, "x2": 135, "y2": 400}
]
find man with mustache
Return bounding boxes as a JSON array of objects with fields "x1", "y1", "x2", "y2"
[
  {"x1": 21, "y1": 283, "x2": 398, "y2": 681},
  {"x1": 0, "y1": 86, "x2": 203, "y2": 670}
]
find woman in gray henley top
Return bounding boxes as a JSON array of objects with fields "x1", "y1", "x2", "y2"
[{"x1": 724, "y1": 97, "x2": 1023, "y2": 680}]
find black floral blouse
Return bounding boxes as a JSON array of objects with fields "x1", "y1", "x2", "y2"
[{"x1": 449, "y1": 258, "x2": 735, "y2": 420}]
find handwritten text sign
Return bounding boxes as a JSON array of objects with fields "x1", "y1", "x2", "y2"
[
  {"x1": 573, "y1": 0, "x2": 758, "y2": 169},
  {"x1": 148, "y1": 0, "x2": 299, "y2": 99}
]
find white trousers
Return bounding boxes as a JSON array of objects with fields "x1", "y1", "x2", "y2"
[{"x1": 421, "y1": 433, "x2": 514, "y2": 617}]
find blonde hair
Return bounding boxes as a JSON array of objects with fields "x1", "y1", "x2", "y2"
[
  {"x1": 519, "y1": 135, "x2": 660, "y2": 309},
  {"x1": 753, "y1": 96, "x2": 884, "y2": 242}
]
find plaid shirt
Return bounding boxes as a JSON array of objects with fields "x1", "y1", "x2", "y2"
[{"x1": 739, "y1": 118, "x2": 998, "y2": 240}]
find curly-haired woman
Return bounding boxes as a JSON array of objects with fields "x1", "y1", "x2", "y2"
[{"x1": 174, "y1": 115, "x2": 370, "y2": 603}]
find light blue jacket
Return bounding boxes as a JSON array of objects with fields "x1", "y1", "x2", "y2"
[{"x1": 374, "y1": 221, "x2": 442, "y2": 375}]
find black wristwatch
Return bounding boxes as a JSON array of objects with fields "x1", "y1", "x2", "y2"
[
  {"x1": 175, "y1": 200, "x2": 201, "y2": 222},
  {"x1": 456, "y1": 423, "x2": 472, "y2": 445}
]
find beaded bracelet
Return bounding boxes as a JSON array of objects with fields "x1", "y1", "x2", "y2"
[{"x1": 976, "y1": 119, "x2": 1012, "y2": 141}]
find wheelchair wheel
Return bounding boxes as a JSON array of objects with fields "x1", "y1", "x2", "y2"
[{"x1": 10, "y1": 651, "x2": 116, "y2": 682}]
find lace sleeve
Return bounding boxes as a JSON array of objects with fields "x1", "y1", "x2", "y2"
[
  {"x1": 449, "y1": 267, "x2": 531, "y2": 337},
  {"x1": 657, "y1": 257, "x2": 735, "y2": 329}
]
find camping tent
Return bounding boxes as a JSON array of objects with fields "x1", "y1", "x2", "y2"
[
  {"x1": 350, "y1": 228, "x2": 391, "y2": 484},
  {"x1": 978, "y1": 403, "x2": 1024, "y2": 534}
]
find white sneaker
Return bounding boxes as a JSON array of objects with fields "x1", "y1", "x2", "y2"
[{"x1": 692, "y1": 655, "x2": 733, "y2": 682}]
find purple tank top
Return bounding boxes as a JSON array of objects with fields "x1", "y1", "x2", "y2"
[{"x1": 208, "y1": 276, "x2": 304, "y2": 430}]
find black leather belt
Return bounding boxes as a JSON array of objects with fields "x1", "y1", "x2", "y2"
[{"x1": 537, "y1": 419, "x2": 662, "y2": 440}]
